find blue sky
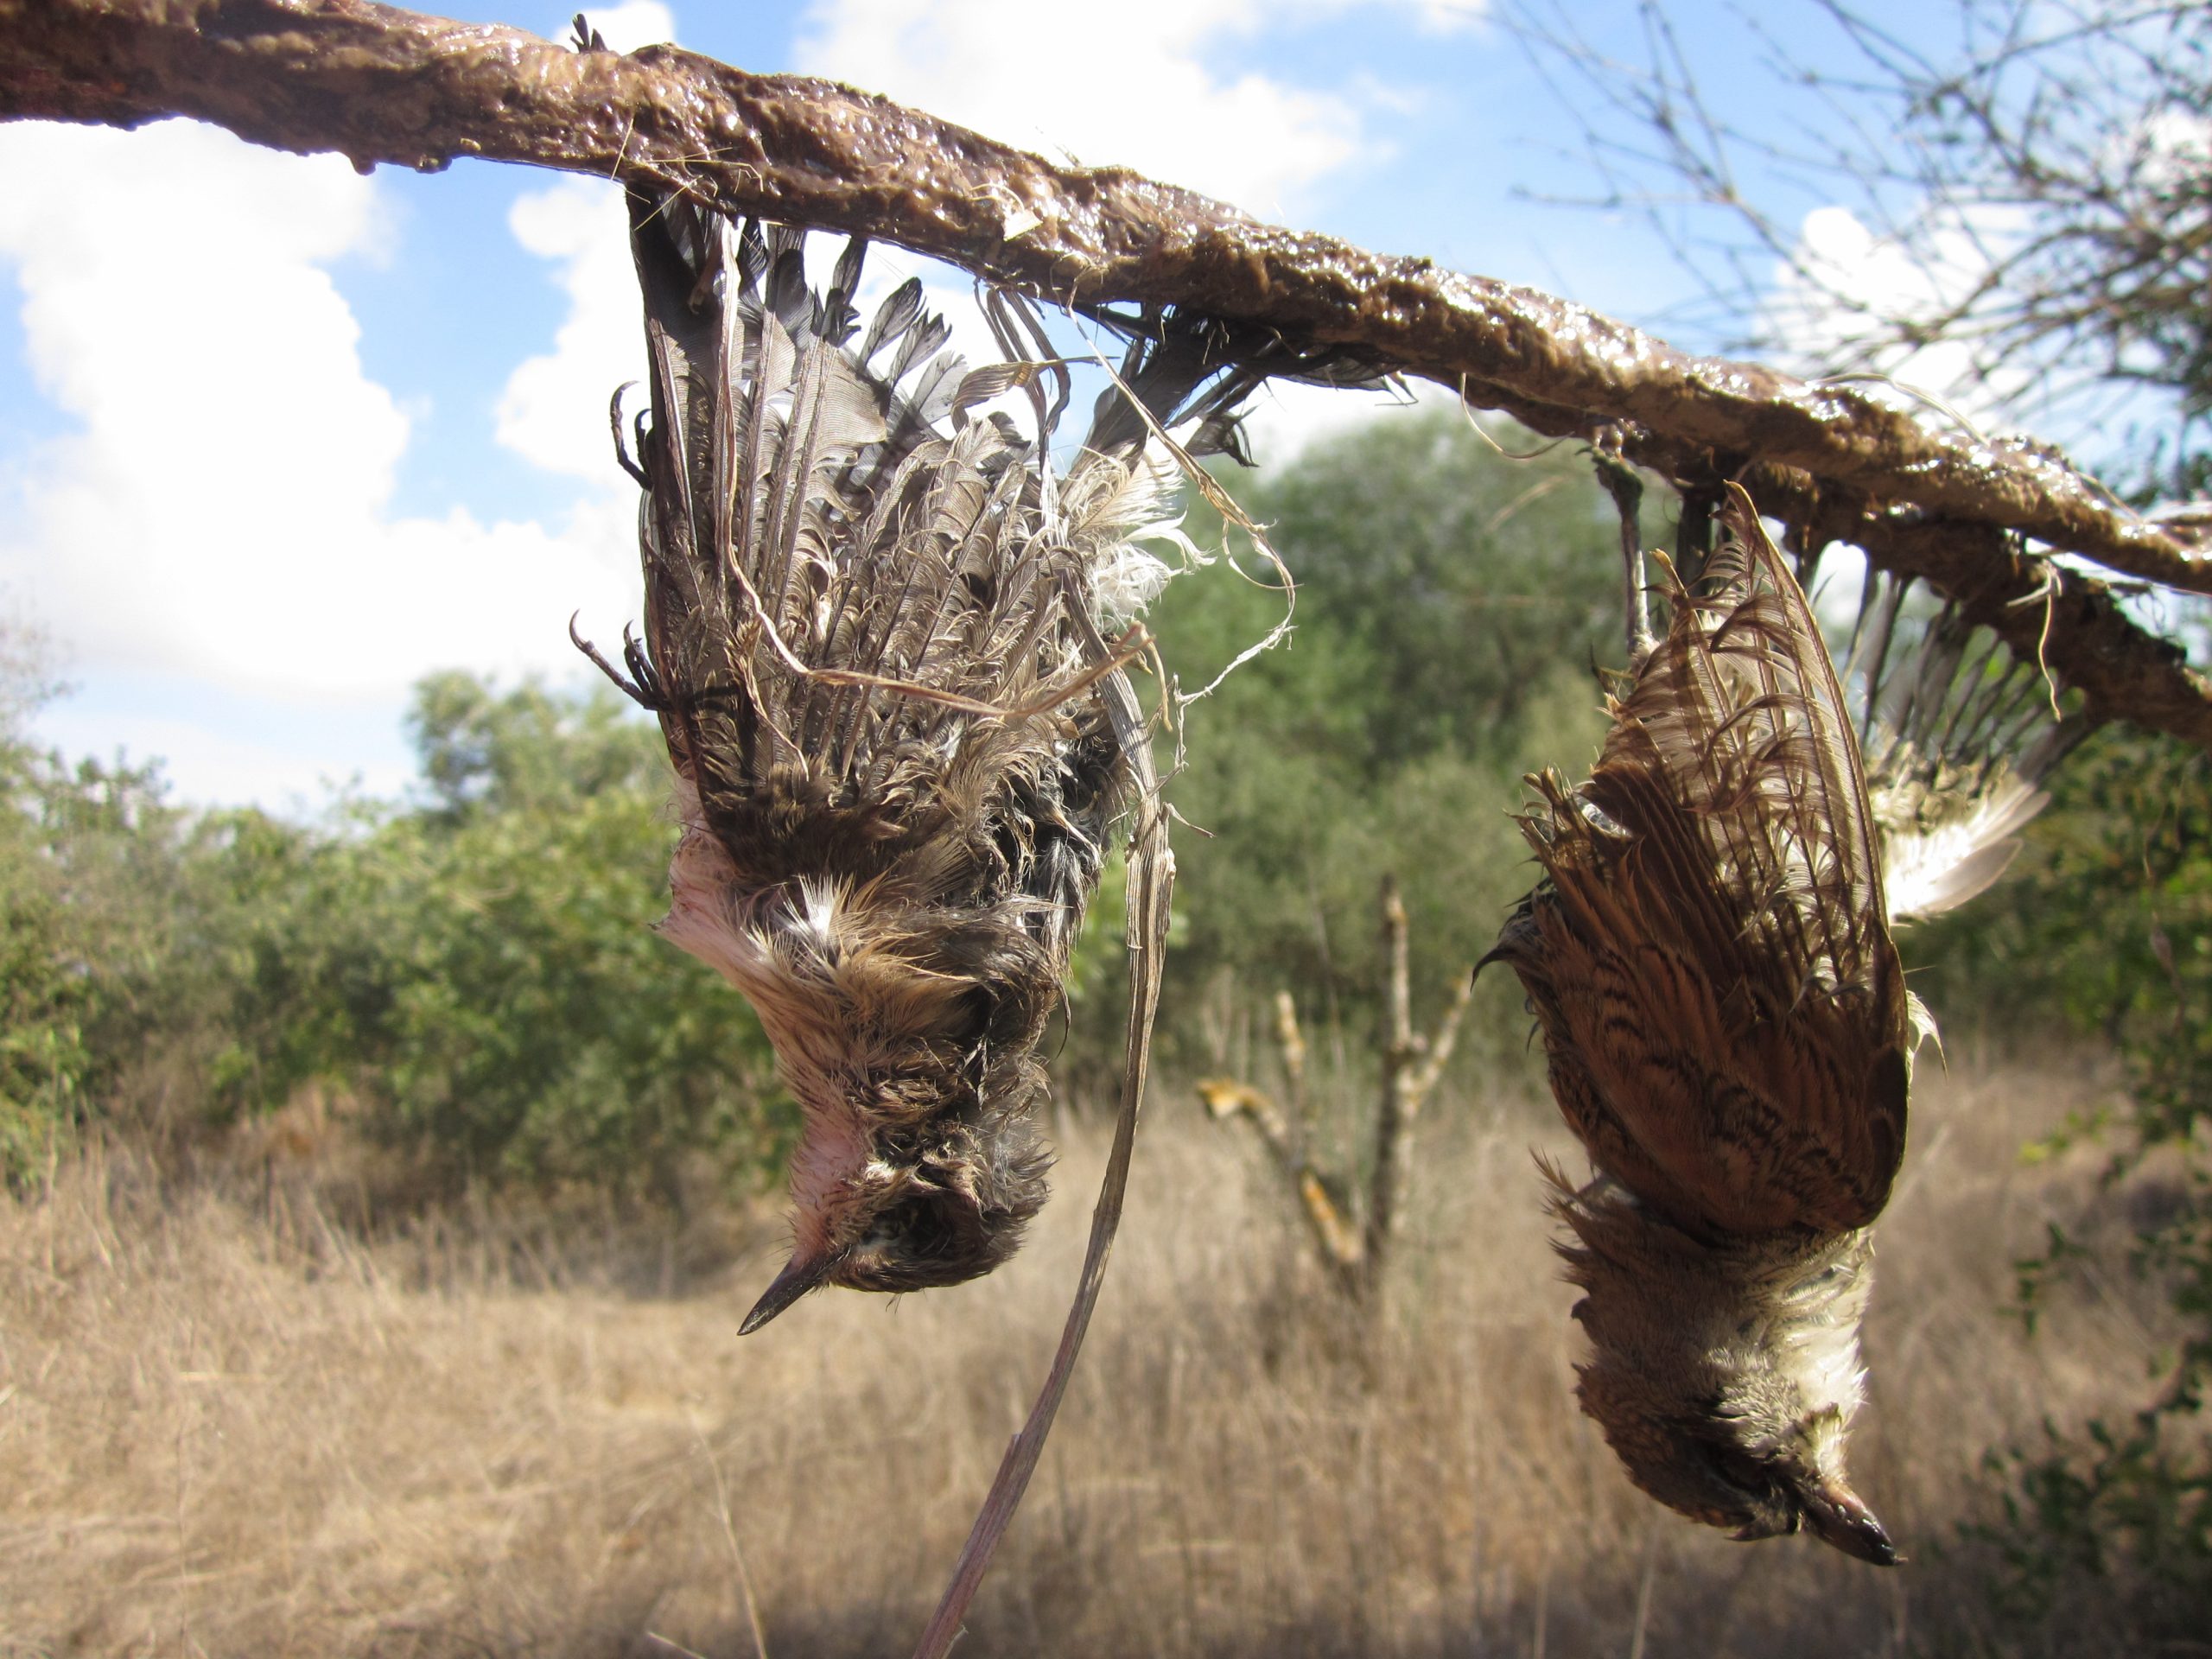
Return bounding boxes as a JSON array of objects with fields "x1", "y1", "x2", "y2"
[{"x1": 0, "y1": 0, "x2": 2049, "y2": 810}]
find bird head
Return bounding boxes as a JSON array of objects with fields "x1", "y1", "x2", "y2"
[
  {"x1": 740, "y1": 1127, "x2": 1050, "y2": 1333},
  {"x1": 1577, "y1": 1355, "x2": 1898, "y2": 1564},
  {"x1": 1560, "y1": 1188, "x2": 1900, "y2": 1566}
]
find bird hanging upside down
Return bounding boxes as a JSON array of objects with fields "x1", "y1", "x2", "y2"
[
  {"x1": 1479, "y1": 480, "x2": 2063, "y2": 1566},
  {"x1": 598, "y1": 189, "x2": 1274, "y2": 1333}
]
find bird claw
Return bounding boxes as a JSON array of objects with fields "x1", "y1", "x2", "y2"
[{"x1": 569, "y1": 612, "x2": 665, "y2": 710}]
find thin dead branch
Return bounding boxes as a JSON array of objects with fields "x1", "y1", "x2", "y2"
[
  {"x1": 1202, "y1": 878, "x2": 1473, "y2": 1303},
  {"x1": 1366, "y1": 875, "x2": 1474, "y2": 1287},
  {"x1": 4, "y1": 0, "x2": 2211, "y2": 749},
  {"x1": 1502, "y1": 0, "x2": 2211, "y2": 493},
  {"x1": 1198, "y1": 1077, "x2": 1366, "y2": 1290},
  {"x1": 1274, "y1": 988, "x2": 1311, "y2": 1139}
]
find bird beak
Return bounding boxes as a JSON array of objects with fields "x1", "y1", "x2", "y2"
[
  {"x1": 740, "y1": 1246, "x2": 837, "y2": 1334},
  {"x1": 1801, "y1": 1478, "x2": 1901, "y2": 1566}
]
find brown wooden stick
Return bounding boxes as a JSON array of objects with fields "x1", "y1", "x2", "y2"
[
  {"x1": 1365, "y1": 875, "x2": 1416, "y2": 1284},
  {"x1": 5, "y1": 0, "x2": 2209, "y2": 747},
  {"x1": 1404, "y1": 975, "x2": 1475, "y2": 1108},
  {"x1": 1364, "y1": 878, "x2": 1476, "y2": 1295},
  {"x1": 1203, "y1": 885, "x2": 1474, "y2": 1300},
  {"x1": 1272, "y1": 988, "x2": 1312, "y2": 1144},
  {"x1": 1198, "y1": 1077, "x2": 1365, "y2": 1281}
]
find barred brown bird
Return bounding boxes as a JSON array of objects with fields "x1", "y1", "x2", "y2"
[
  {"x1": 1482, "y1": 483, "x2": 1961, "y2": 1566},
  {"x1": 602, "y1": 190, "x2": 1258, "y2": 1332}
]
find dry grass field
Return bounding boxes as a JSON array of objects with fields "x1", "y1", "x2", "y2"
[{"x1": 0, "y1": 1046, "x2": 2184, "y2": 1657}]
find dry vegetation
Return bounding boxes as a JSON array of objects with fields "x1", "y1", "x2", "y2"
[{"x1": 0, "y1": 1049, "x2": 2178, "y2": 1658}]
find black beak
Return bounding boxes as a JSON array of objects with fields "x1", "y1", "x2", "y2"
[
  {"x1": 1802, "y1": 1479, "x2": 1902, "y2": 1567},
  {"x1": 740, "y1": 1246, "x2": 837, "y2": 1334}
]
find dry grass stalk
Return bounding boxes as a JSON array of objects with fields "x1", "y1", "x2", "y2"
[
  {"x1": 909, "y1": 683, "x2": 1173, "y2": 1659},
  {"x1": 0, "y1": 1057, "x2": 2177, "y2": 1654},
  {"x1": 0, "y1": 1051, "x2": 2184, "y2": 1657}
]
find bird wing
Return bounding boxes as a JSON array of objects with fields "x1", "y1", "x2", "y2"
[
  {"x1": 1491, "y1": 485, "x2": 1910, "y2": 1238},
  {"x1": 628, "y1": 193, "x2": 1103, "y2": 889},
  {"x1": 1849, "y1": 599, "x2": 2082, "y2": 924},
  {"x1": 1796, "y1": 520, "x2": 2088, "y2": 925}
]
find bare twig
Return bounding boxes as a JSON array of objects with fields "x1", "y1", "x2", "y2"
[
  {"x1": 1273, "y1": 989, "x2": 1311, "y2": 1142},
  {"x1": 5, "y1": 0, "x2": 2210, "y2": 748},
  {"x1": 1366, "y1": 876, "x2": 1418, "y2": 1280},
  {"x1": 1363, "y1": 878, "x2": 1473, "y2": 1292},
  {"x1": 1503, "y1": 0, "x2": 2212, "y2": 480},
  {"x1": 1403, "y1": 976, "x2": 1475, "y2": 1111}
]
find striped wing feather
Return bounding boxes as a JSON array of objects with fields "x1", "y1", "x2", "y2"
[
  {"x1": 1491, "y1": 486, "x2": 1911, "y2": 1239},
  {"x1": 629, "y1": 195, "x2": 1107, "y2": 899}
]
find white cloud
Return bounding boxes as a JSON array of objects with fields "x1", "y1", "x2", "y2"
[
  {"x1": 498, "y1": 177, "x2": 652, "y2": 481},
  {"x1": 34, "y1": 700, "x2": 415, "y2": 815},
  {"x1": 791, "y1": 0, "x2": 1472, "y2": 219},
  {"x1": 492, "y1": 6, "x2": 692, "y2": 484},
  {"x1": 1409, "y1": 0, "x2": 1487, "y2": 29},
  {"x1": 0, "y1": 120, "x2": 639, "y2": 716},
  {"x1": 0, "y1": 0, "x2": 1478, "y2": 806},
  {"x1": 578, "y1": 1, "x2": 677, "y2": 53},
  {"x1": 2128, "y1": 107, "x2": 2212, "y2": 195},
  {"x1": 1764, "y1": 201, "x2": 2033, "y2": 428}
]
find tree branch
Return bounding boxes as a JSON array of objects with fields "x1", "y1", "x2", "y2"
[
  {"x1": 1365, "y1": 876, "x2": 1414, "y2": 1281},
  {"x1": 5, "y1": 0, "x2": 2209, "y2": 747}
]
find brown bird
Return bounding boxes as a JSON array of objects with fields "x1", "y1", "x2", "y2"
[
  {"x1": 599, "y1": 188, "x2": 1268, "y2": 1332},
  {"x1": 1483, "y1": 483, "x2": 1931, "y2": 1565}
]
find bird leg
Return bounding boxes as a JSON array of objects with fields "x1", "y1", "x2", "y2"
[
  {"x1": 1591, "y1": 428, "x2": 1654, "y2": 666},
  {"x1": 1675, "y1": 483, "x2": 1719, "y2": 589}
]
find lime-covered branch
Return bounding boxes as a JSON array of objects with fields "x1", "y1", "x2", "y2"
[{"x1": 5, "y1": 0, "x2": 2207, "y2": 745}]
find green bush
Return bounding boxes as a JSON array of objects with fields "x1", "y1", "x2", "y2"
[
  {"x1": 1924, "y1": 725, "x2": 2212, "y2": 1640},
  {"x1": 0, "y1": 627, "x2": 191, "y2": 1179},
  {"x1": 0, "y1": 737, "x2": 101, "y2": 1177},
  {"x1": 0, "y1": 641, "x2": 788, "y2": 1199}
]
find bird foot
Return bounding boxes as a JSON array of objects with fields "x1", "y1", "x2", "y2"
[{"x1": 569, "y1": 613, "x2": 667, "y2": 710}]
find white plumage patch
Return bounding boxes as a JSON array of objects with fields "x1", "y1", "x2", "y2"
[
  {"x1": 1773, "y1": 1249, "x2": 1874, "y2": 1425},
  {"x1": 1878, "y1": 769, "x2": 2049, "y2": 923},
  {"x1": 1068, "y1": 449, "x2": 1209, "y2": 629},
  {"x1": 794, "y1": 876, "x2": 846, "y2": 960}
]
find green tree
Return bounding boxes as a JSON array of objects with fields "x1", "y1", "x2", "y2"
[
  {"x1": 0, "y1": 649, "x2": 790, "y2": 1201},
  {"x1": 1145, "y1": 410, "x2": 1621, "y2": 1066}
]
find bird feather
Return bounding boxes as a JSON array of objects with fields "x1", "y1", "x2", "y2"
[{"x1": 1488, "y1": 485, "x2": 1910, "y2": 1241}]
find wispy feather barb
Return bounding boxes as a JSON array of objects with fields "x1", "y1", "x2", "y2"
[{"x1": 1818, "y1": 550, "x2": 2089, "y2": 924}]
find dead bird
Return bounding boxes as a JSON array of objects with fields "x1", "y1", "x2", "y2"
[
  {"x1": 599, "y1": 188, "x2": 1272, "y2": 1332},
  {"x1": 1480, "y1": 482, "x2": 2070, "y2": 1565}
]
